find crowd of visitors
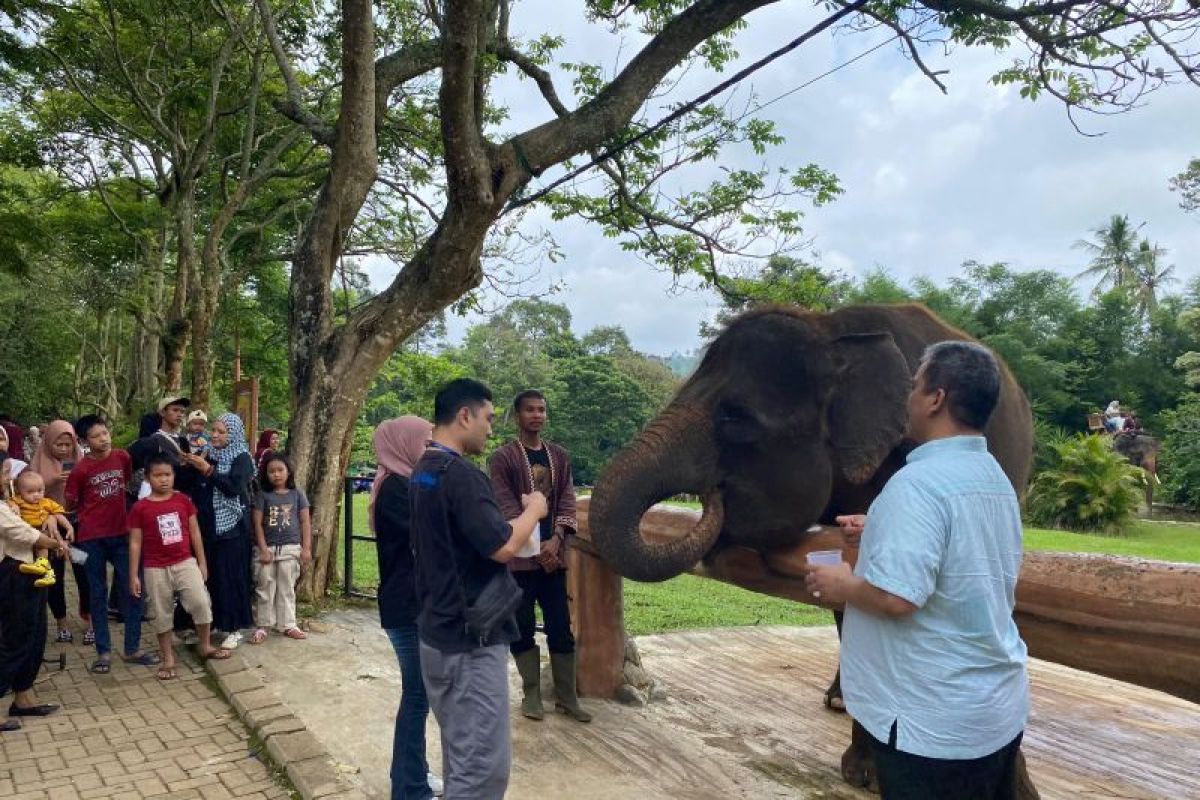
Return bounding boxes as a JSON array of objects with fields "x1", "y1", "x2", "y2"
[
  {"x1": 2, "y1": 340, "x2": 1031, "y2": 800},
  {"x1": 0, "y1": 397, "x2": 311, "y2": 730}
]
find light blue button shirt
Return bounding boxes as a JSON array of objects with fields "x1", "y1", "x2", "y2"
[{"x1": 841, "y1": 435, "x2": 1029, "y2": 759}]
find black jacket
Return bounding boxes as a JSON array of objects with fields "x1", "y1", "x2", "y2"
[{"x1": 374, "y1": 473, "x2": 420, "y2": 628}]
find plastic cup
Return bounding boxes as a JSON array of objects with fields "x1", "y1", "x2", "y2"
[{"x1": 806, "y1": 549, "x2": 843, "y2": 567}]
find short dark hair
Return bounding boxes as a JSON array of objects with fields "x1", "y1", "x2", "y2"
[
  {"x1": 918, "y1": 341, "x2": 1002, "y2": 430},
  {"x1": 513, "y1": 389, "x2": 547, "y2": 413},
  {"x1": 434, "y1": 379, "x2": 493, "y2": 426},
  {"x1": 258, "y1": 453, "x2": 297, "y2": 490},
  {"x1": 145, "y1": 454, "x2": 176, "y2": 473},
  {"x1": 74, "y1": 414, "x2": 108, "y2": 441}
]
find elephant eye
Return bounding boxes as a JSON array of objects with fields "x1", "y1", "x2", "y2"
[{"x1": 715, "y1": 402, "x2": 763, "y2": 444}]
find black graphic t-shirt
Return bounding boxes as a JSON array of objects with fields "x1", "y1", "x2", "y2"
[{"x1": 524, "y1": 446, "x2": 554, "y2": 542}]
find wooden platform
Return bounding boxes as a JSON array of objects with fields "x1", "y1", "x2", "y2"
[{"x1": 549, "y1": 625, "x2": 1200, "y2": 800}]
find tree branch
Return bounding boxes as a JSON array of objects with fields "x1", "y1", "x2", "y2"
[
  {"x1": 440, "y1": 0, "x2": 492, "y2": 207},
  {"x1": 254, "y1": 0, "x2": 337, "y2": 146}
]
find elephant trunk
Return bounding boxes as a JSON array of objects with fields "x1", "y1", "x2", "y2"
[{"x1": 589, "y1": 403, "x2": 723, "y2": 582}]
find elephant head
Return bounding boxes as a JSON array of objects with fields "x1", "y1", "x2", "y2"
[{"x1": 589, "y1": 307, "x2": 914, "y2": 582}]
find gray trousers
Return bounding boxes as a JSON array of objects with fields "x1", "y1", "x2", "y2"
[{"x1": 420, "y1": 642, "x2": 511, "y2": 800}]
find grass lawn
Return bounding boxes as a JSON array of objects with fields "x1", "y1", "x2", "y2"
[{"x1": 337, "y1": 492, "x2": 1200, "y2": 636}]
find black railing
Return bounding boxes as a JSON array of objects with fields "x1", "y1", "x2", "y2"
[{"x1": 343, "y1": 475, "x2": 377, "y2": 599}]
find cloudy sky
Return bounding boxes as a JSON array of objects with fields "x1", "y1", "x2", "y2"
[{"x1": 364, "y1": 1, "x2": 1199, "y2": 356}]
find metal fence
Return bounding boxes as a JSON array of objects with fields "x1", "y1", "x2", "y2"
[{"x1": 342, "y1": 475, "x2": 377, "y2": 599}]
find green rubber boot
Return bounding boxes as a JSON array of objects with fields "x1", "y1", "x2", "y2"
[
  {"x1": 514, "y1": 647, "x2": 544, "y2": 720},
  {"x1": 550, "y1": 651, "x2": 592, "y2": 723}
]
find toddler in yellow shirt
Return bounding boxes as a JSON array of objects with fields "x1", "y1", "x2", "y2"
[{"x1": 8, "y1": 471, "x2": 73, "y2": 587}]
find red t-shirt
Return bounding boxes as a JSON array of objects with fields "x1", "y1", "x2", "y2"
[
  {"x1": 65, "y1": 449, "x2": 132, "y2": 542},
  {"x1": 128, "y1": 492, "x2": 197, "y2": 568}
]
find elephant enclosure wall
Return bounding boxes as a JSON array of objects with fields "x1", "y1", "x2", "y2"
[{"x1": 569, "y1": 498, "x2": 1200, "y2": 704}]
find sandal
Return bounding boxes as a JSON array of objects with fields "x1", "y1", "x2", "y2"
[
  {"x1": 250, "y1": 628, "x2": 268, "y2": 645},
  {"x1": 56, "y1": 628, "x2": 73, "y2": 643},
  {"x1": 90, "y1": 659, "x2": 110, "y2": 675},
  {"x1": 283, "y1": 628, "x2": 308, "y2": 640},
  {"x1": 83, "y1": 629, "x2": 96, "y2": 646},
  {"x1": 156, "y1": 665, "x2": 178, "y2": 681},
  {"x1": 121, "y1": 651, "x2": 161, "y2": 667},
  {"x1": 200, "y1": 648, "x2": 232, "y2": 661},
  {"x1": 0, "y1": 720, "x2": 21, "y2": 732}
]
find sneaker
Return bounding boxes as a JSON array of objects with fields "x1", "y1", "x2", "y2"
[
  {"x1": 19, "y1": 557, "x2": 51, "y2": 576},
  {"x1": 220, "y1": 631, "x2": 243, "y2": 650},
  {"x1": 34, "y1": 568, "x2": 57, "y2": 588},
  {"x1": 427, "y1": 773, "x2": 444, "y2": 797}
]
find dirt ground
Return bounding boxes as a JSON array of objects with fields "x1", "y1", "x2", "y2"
[{"x1": 237, "y1": 608, "x2": 1200, "y2": 800}]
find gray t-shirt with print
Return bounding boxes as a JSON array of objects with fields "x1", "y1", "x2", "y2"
[{"x1": 255, "y1": 488, "x2": 309, "y2": 546}]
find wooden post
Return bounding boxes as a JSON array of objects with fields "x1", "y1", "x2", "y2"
[{"x1": 568, "y1": 545, "x2": 626, "y2": 698}]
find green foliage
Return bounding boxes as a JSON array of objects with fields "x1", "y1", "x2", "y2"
[
  {"x1": 1026, "y1": 434, "x2": 1145, "y2": 533},
  {"x1": 1159, "y1": 394, "x2": 1200, "y2": 510},
  {"x1": 1170, "y1": 158, "x2": 1200, "y2": 214}
]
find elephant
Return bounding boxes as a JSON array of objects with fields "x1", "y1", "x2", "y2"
[
  {"x1": 588, "y1": 303, "x2": 1037, "y2": 796},
  {"x1": 1112, "y1": 432, "x2": 1160, "y2": 510}
]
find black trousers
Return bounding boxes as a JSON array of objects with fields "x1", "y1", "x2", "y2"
[
  {"x1": 869, "y1": 722, "x2": 1023, "y2": 800},
  {"x1": 510, "y1": 569, "x2": 574, "y2": 655},
  {"x1": 45, "y1": 554, "x2": 91, "y2": 622},
  {"x1": 0, "y1": 558, "x2": 49, "y2": 698}
]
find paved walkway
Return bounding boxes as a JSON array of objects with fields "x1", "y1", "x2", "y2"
[{"x1": 0, "y1": 599, "x2": 291, "y2": 800}]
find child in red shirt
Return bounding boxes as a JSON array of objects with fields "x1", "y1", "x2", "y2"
[
  {"x1": 128, "y1": 456, "x2": 230, "y2": 678},
  {"x1": 65, "y1": 415, "x2": 155, "y2": 674}
]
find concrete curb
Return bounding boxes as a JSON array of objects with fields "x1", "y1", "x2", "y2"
[{"x1": 204, "y1": 648, "x2": 366, "y2": 800}]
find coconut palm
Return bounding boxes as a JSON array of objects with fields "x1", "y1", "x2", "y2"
[
  {"x1": 1132, "y1": 238, "x2": 1176, "y2": 315},
  {"x1": 1074, "y1": 214, "x2": 1142, "y2": 294}
]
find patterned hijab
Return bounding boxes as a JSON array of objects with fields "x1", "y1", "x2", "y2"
[
  {"x1": 212, "y1": 413, "x2": 251, "y2": 533},
  {"x1": 370, "y1": 416, "x2": 432, "y2": 532}
]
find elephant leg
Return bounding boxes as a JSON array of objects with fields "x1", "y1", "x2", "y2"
[
  {"x1": 841, "y1": 719, "x2": 880, "y2": 794},
  {"x1": 824, "y1": 610, "x2": 846, "y2": 712},
  {"x1": 1014, "y1": 746, "x2": 1040, "y2": 800}
]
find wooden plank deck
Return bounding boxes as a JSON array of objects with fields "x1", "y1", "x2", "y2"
[{"x1": 508, "y1": 625, "x2": 1200, "y2": 799}]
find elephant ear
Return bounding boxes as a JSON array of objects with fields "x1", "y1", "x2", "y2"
[{"x1": 828, "y1": 331, "x2": 912, "y2": 484}]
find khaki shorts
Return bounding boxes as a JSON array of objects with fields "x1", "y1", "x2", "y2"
[{"x1": 144, "y1": 558, "x2": 212, "y2": 635}]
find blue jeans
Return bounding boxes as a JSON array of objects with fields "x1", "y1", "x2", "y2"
[
  {"x1": 385, "y1": 626, "x2": 433, "y2": 800},
  {"x1": 79, "y1": 536, "x2": 143, "y2": 657}
]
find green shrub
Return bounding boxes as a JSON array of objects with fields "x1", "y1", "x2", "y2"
[
  {"x1": 1025, "y1": 433, "x2": 1145, "y2": 533},
  {"x1": 1160, "y1": 393, "x2": 1200, "y2": 509},
  {"x1": 1031, "y1": 415, "x2": 1071, "y2": 476}
]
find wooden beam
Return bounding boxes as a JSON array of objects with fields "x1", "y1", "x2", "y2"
[{"x1": 574, "y1": 498, "x2": 1200, "y2": 703}]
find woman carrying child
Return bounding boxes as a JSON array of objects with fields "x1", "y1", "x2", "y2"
[{"x1": 30, "y1": 420, "x2": 94, "y2": 643}]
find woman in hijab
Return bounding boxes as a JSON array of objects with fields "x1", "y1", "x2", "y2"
[
  {"x1": 254, "y1": 429, "x2": 281, "y2": 472},
  {"x1": 0, "y1": 427, "x2": 28, "y2": 496},
  {"x1": 372, "y1": 416, "x2": 440, "y2": 800},
  {"x1": 31, "y1": 421, "x2": 93, "y2": 644},
  {"x1": 194, "y1": 413, "x2": 256, "y2": 649}
]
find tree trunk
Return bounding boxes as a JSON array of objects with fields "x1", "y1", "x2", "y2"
[
  {"x1": 162, "y1": 186, "x2": 197, "y2": 393},
  {"x1": 128, "y1": 225, "x2": 167, "y2": 411}
]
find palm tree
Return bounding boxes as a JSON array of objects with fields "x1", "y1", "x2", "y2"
[
  {"x1": 1074, "y1": 214, "x2": 1142, "y2": 294},
  {"x1": 1133, "y1": 238, "x2": 1176, "y2": 315}
]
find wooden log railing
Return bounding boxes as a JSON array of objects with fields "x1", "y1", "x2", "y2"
[{"x1": 569, "y1": 498, "x2": 1200, "y2": 704}]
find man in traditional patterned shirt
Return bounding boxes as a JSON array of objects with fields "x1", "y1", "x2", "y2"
[{"x1": 489, "y1": 390, "x2": 591, "y2": 723}]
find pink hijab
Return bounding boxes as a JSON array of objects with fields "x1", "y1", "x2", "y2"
[
  {"x1": 369, "y1": 415, "x2": 432, "y2": 532},
  {"x1": 31, "y1": 420, "x2": 83, "y2": 505}
]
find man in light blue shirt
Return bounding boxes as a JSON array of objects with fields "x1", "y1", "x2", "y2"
[{"x1": 807, "y1": 341, "x2": 1030, "y2": 799}]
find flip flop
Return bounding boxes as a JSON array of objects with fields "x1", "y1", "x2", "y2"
[
  {"x1": 283, "y1": 628, "x2": 308, "y2": 640},
  {"x1": 90, "y1": 659, "x2": 110, "y2": 674},
  {"x1": 249, "y1": 628, "x2": 268, "y2": 645},
  {"x1": 200, "y1": 648, "x2": 232, "y2": 661},
  {"x1": 156, "y1": 666, "x2": 178, "y2": 681},
  {"x1": 0, "y1": 720, "x2": 20, "y2": 732}
]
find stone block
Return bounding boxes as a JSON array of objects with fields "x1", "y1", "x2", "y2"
[
  {"x1": 231, "y1": 689, "x2": 280, "y2": 717},
  {"x1": 218, "y1": 670, "x2": 265, "y2": 696},
  {"x1": 283, "y1": 757, "x2": 341, "y2": 799},
  {"x1": 265, "y1": 731, "x2": 325, "y2": 766}
]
